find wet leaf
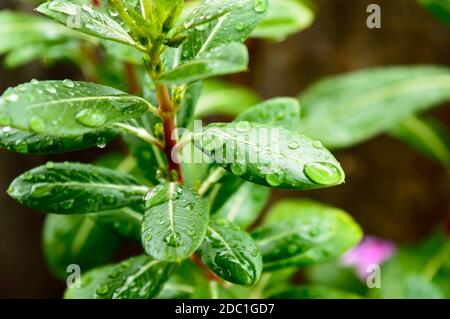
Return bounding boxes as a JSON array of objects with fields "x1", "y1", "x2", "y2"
[
  {"x1": 196, "y1": 122, "x2": 345, "y2": 190},
  {"x1": 252, "y1": 200, "x2": 363, "y2": 271},
  {"x1": 141, "y1": 183, "x2": 209, "y2": 262},
  {"x1": 198, "y1": 218, "x2": 263, "y2": 286},
  {"x1": 8, "y1": 162, "x2": 148, "y2": 214},
  {"x1": 0, "y1": 80, "x2": 149, "y2": 136}
]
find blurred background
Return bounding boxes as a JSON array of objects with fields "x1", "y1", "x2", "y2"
[{"x1": 0, "y1": 0, "x2": 449, "y2": 298}]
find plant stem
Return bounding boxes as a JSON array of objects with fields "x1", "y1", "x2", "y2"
[
  {"x1": 124, "y1": 62, "x2": 141, "y2": 95},
  {"x1": 191, "y1": 253, "x2": 219, "y2": 281},
  {"x1": 113, "y1": 123, "x2": 164, "y2": 149},
  {"x1": 198, "y1": 167, "x2": 226, "y2": 196},
  {"x1": 156, "y1": 83, "x2": 184, "y2": 182}
]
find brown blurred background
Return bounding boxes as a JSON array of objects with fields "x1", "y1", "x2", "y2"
[{"x1": 1, "y1": 0, "x2": 449, "y2": 298}]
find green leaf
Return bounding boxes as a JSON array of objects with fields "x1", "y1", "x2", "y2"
[
  {"x1": 160, "y1": 42, "x2": 248, "y2": 85},
  {"x1": 43, "y1": 214, "x2": 119, "y2": 279},
  {"x1": 101, "y1": 40, "x2": 146, "y2": 65},
  {"x1": 0, "y1": 10, "x2": 84, "y2": 56},
  {"x1": 177, "y1": 0, "x2": 268, "y2": 57},
  {"x1": 198, "y1": 218, "x2": 263, "y2": 286},
  {"x1": 153, "y1": 0, "x2": 184, "y2": 29},
  {"x1": 157, "y1": 260, "x2": 207, "y2": 299},
  {"x1": 36, "y1": 0, "x2": 143, "y2": 49},
  {"x1": 417, "y1": 0, "x2": 450, "y2": 26},
  {"x1": 141, "y1": 183, "x2": 209, "y2": 262},
  {"x1": 196, "y1": 122, "x2": 345, "y2": 190},
  {"x1": 213, "y1": 182, "x2": 270, "y2": 229},
  {"x1": 64, "y1": 264, "x2": 115, "y2": 299},
  {"x1": 390, "y1": 116, "x2": 450, "y2": 168},
  {"x1": 236, "y1": 97, "x2": 301, "y2": 131},
  {"x1": 252, "y1": 200, "x2": 363, "y2": 271},
  {"x1": 177, "y1": 82, "x2": 203, "y2": 128},
  {"x1": 90, "y1": 207, "x2": 143, "y2": 241},
  {"x1": 299, "y1": 66, "x2": 450, "y2": 148},
  {"x1": 0, "y1": 126, "x2": 117, "y2": 154},
  {"x1": 270, "y1": 286, "x2": 361, "y2": 299},
  {"x1": 0, "y1": 80, "x2": 149, "y2": 136},
  {"x1": 8, "y1": 162, "x2": 148, "y2": 214},
  {"x1": 94, "y1": 255, "x2": 173, "y2": 299},
  {"x1": 252, "y1": 0, "x2": 315, "y2": 41},
  {"x1": 194, "y1": 80, "x2": 260, "y2": 118}
]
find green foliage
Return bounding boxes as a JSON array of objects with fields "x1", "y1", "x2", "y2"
[
  {"x1": 252, "y1": 200, "x2": 362, "y2": 270},
  {"x1": 198, "y1": 218, "x2": 263, "y2": 286},
  {"x1": 196, "y1": 122, "x2": 345, "y2": 189},
  {"x1": 417, "y1": 0, "x2": 450, "y2": 26},
  {"x1": 2, "y1": 0, "x2": 448, "y2": 300},
  {"x1": 299, "y1": 66, "x2": 450, "y2": 148},
  {"x1": 8, "y1": 162, "x2": 148, "y2": 214},
  {"x1": 141, "y1": 183, "x2": 209, "y2": 262}
]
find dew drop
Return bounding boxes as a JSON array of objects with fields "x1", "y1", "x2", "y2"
[
  {"x1": 95, "y1": 284, "x2": 110, "y2": 296},
  {"x1": 288, "y1": 140, "x2": 300, "y2": 150},
  {"x1": 104, "y1": 195, "x2": 117, "y2": 205},
  {"x1": 5, "y1": 92, "x2": 19, "y2": 102},
  {"x1": 31, "y1": 79, "x2": 39, "y2": 85},
  {"x1": 60, "y1": 199, "x2": 75, "y2": 210},
  {"x1": 230, "y1": 162, "x2": 246, "y2": 176},
  {"x1": 253, "y1": 0, "x2": 268, "y2": 13},
  {"x1": 303, "y1": 162, "x2": 343, "y2": 185},
  {"x1": 75, "y1": 108, "x2": 107, "y2": 128},
  {"x1": 29, "y1": 116, "x2": 46, "y2": 133},
  {"x1": 46, "y1": 161, "x2": 55, "y2": 169},
  {"x1": 313, "y1": 140, "x2": 323, "y2": 149},
  {"x1": 265, "y1": 170, "x2": 284, "y2": 187},
  {"x1": 164, "y1": 233, "x2": 180, "y2": 247},
  {"x1": 96, "y1": 137, "x2": 107, "y2": 149},
  {"x1": 236, "y1": 23, "x2": 244, "y2": 31},
  {"x1": 63, "y1": 79, "x2": 75, "y2": 88},
  {"x1": 23, "y1": 172, "x2": 33, "y2": 181},
  {"x1": 236, "y1": 121, "x2": 252, "y2": 133},
  {"x1": 45, "y1": 86, "x2": 57, "y2": 94}
]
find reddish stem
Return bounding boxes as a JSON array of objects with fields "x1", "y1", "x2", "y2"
[
  {"x1": 91, "y1": 0, "x2": 101, "y2": 6},
  {"x1": 156, "y1": 84, "x2": 183, "y2": 182},
  {"x1": 191, "y1": 254, "x2": 219, "y2": 281}
]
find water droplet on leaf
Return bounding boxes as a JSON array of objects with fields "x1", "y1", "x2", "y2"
[
  {"x1": 75, "y1": 108, "x2": 107, "y2": 128},
  {"x1": 303, "y1": 162, "x2": 343, "y2": 185},
  {"x1": 63, "y1": 79, "x2": 75, "y2": 88},
  {"x1": 29, "y1": 116, "x2": 46, "y2": 133}
]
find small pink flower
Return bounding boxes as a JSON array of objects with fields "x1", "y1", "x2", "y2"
[{"x1": 341, "y1": 236, "x2": 396, "y2": 280}]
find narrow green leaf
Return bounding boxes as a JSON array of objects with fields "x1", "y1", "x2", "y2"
[
  {"x1": 417, "y1": 0, "x2": 450, "y2": 26},
  {"x1": 0, "y1": 80, "x2": 149, "y2": 136},
  {"x1": 252, "y1": 200, "x2": 363, "y2": 271},
  {"x1": 252, "y1": 0, "x2": 315, "y2": 41},
  {"x1": 177, "y1": 0, "x2": 268, "y2": 58},
  {"x1": 196, "y1": 122, "x2": 345, "y2": 190},
  {"x1": 177, "y1": 81, "x2": 203, "y2": 128},
  {"x1": 213, "y1": 182, "x2": 270, "y2": 229},
  {"x1": 90, "y1": 207, "x2": 143, "y2": 241},
  {"x1": 198, "y1": 218, "x2": 263, "y2": 286},
  {"x1": 43, "y1": 214, "x2": 119, "y2": 279},
  {"x1": 270, "y1": 286, "x2": 361, "y2": 299},
  {"x1": 0, "y1": 126, "x2": 117, "y2": 154},
  {"x1": 8, "y1": 162, "x2": 148, "y2": 214},
  {"x1": 194, "y1": 80, "x2": 260, "y2": 118},
  {"x1": 0, "y1": 10, "x2": 84, "y2": 56},
  {"x1": 64, "y1": 264, "x2": 115, "y2": 299},
  {"x1": 299, "y1": 66, "x2": 450, "y2": 148},
  {"x1": 36, "y1": 0, "x2": 142, "y2": 49},
  {"x1": 160, "y1": 42, "x2": 248, "y2": 85},
  {"x1": 141, "y1": 183, "x2": 209, "y2": 262},
  {"x1": 94, "y1": 255, "x2": 173, "y2": 299},
  {"x1": 390, "y1": 116, "x2": 450, "y2": 168},
  {"x1": 236, "y1": 97, "x2": 301, "y2": 131}
]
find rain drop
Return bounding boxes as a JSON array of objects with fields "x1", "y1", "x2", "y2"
[
  {"x1": 75, "y1": 108, "x2": 107, "y2": 128},
  {"x1": 95, "y1": 284, "x2": 110, "y2": 296},
  {"x1": 60, "y1": 199, "x2": 75, "y2": 210},
  {"x1": 253, "y1": 0, "x2": 268, "y2": 13},
  {"x1": 45, "y1": 86, "x2": 57, "y2": 94},
  {"x1": 96, "y1": 137, "x2": 107, "y2": 149},
  {"x1": 63, "y1": 79, "x2": 75, "y2": 88},
  {"x1": 230, "y1": 162, "x2": 246, "y2": 176},
  {"x1": 288, "y1": 140, "x2": 300, "y2": 150},
  {"x1": 236, "y1": 121, "x2": 252, "y2": 133},
  {"x1": 265, "y1": 170, "x2": 284, "y2": 187},
  {"x1": 312, "y1": 140, "x2": 323, "y2": 149},
  {"x1": 303, "y1": 162, "x2": 343, "y2": 185}
]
